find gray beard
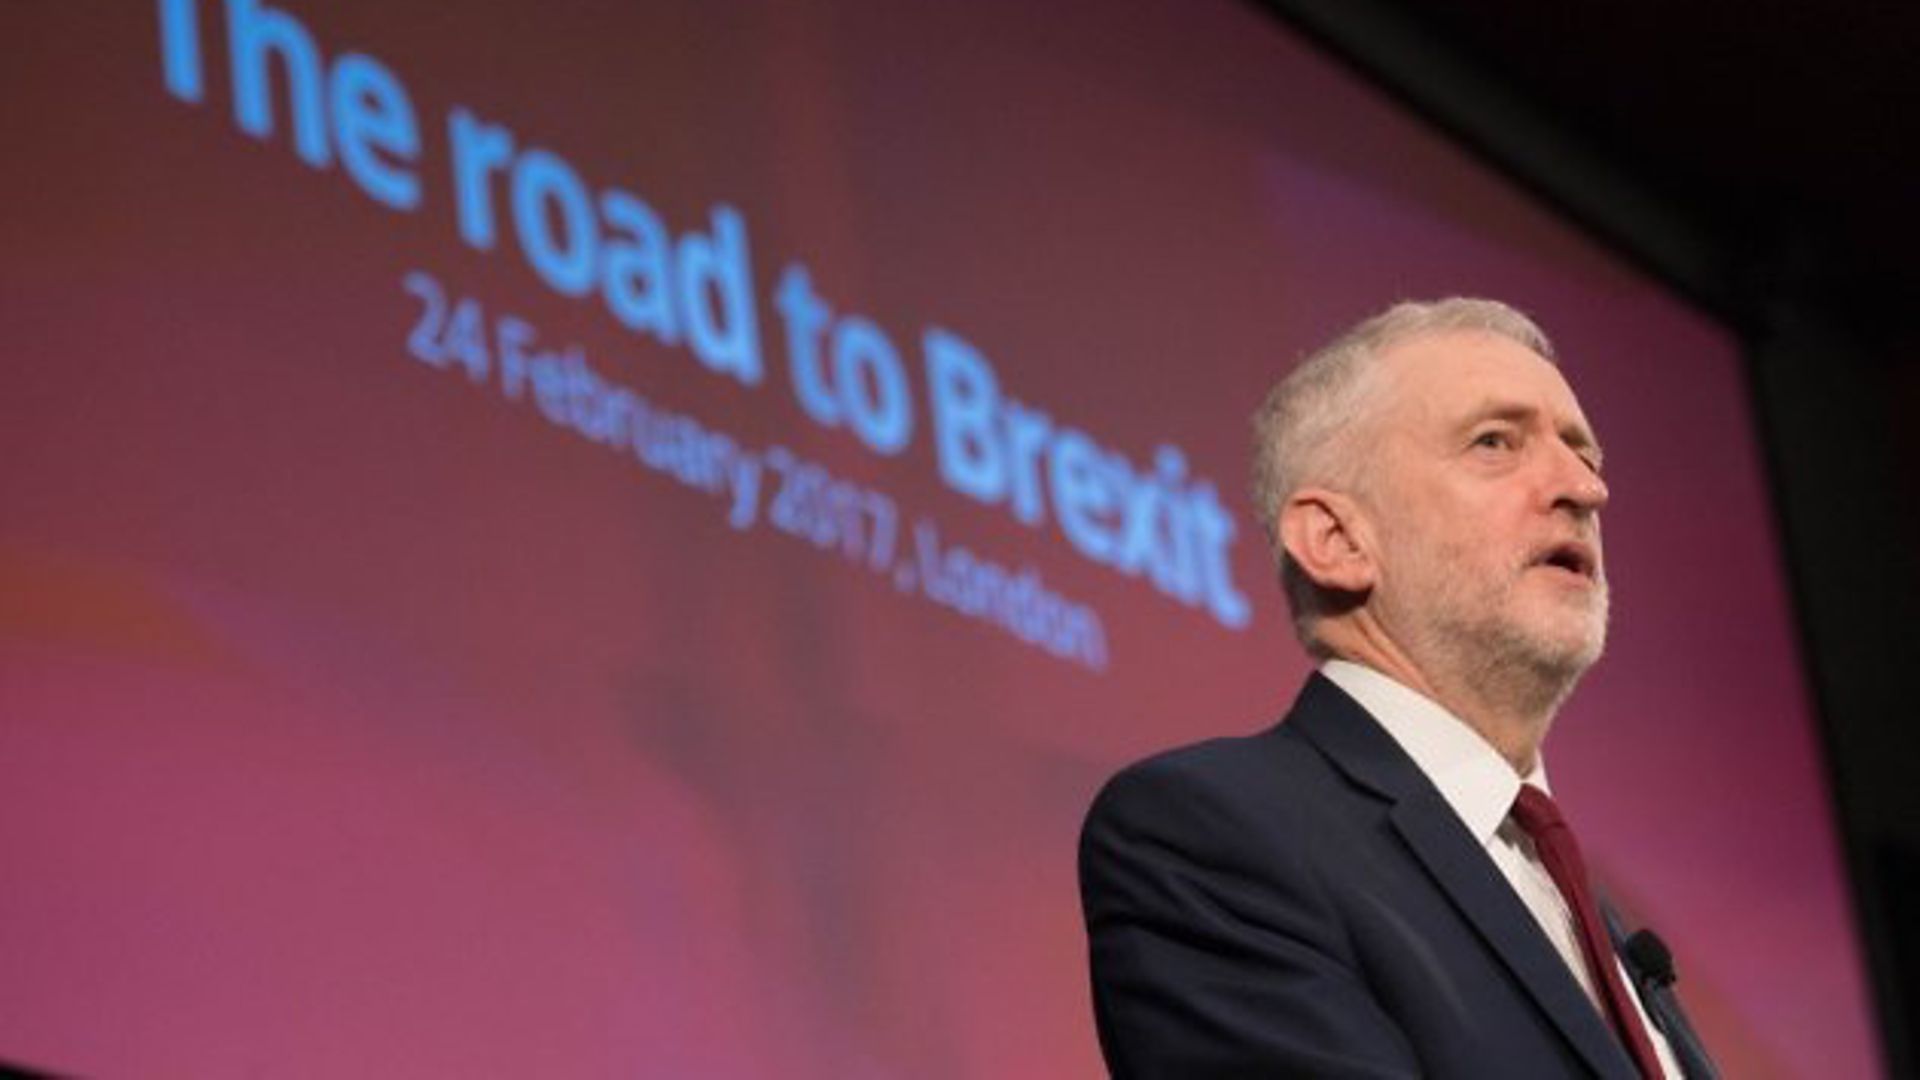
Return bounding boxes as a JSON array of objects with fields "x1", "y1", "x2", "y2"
[
  {"x1": 1443, "y1": 611, "x2": 1605, "y2": 723},
  {"x1": 1393, "y1": 570, "x2": 1610, "y2": 726}
]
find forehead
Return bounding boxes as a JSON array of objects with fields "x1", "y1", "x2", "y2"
[{"x1": 1371, "y1": 329, "x2": 1590, "y2": 429}]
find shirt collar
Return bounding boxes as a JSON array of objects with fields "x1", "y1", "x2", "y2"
[{"x1": 1319, "y1": 659, "x2": 1548, "y2": 844}]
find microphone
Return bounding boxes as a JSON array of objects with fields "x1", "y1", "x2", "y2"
[
  {"x1": 1623, "y1": 930, "x2": 1675, "y2": 987},
  {"x1": 1621, "y1": 929, "x2": 1719, "y2": 1080}
]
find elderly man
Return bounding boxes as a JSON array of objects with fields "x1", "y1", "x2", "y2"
[{"x1": 1080, "y1": 299, "x2": 1712, "y2": 1078}]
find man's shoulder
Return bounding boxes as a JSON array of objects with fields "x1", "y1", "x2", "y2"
[
  {"x1": 1096, "y1": 722, "x2": 1307, "y2": 799},
  {"x1": 1077, "y1": 705, "x2": 1400, "y2": 935},
  {"x1": 1087, "y1": 674, "x2": 1369, "y2": 814},
  {"x1": 1081, "y1": 717, "x2": 1356, "y2": 848}
]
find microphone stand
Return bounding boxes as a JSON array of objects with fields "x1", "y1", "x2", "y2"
[{"x1": 1602, "y1": 902, "x2": 1721, "y2": 1080}]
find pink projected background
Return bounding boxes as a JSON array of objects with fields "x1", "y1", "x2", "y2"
[{"x1": 0, "y1": 1, "x2": 1877, "y2": 1077}]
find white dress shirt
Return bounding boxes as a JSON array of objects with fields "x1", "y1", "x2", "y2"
[{"x1": 1321, "y1": 660, "x2": 1680, "y2": 1078}]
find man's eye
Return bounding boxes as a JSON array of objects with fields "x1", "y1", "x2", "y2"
[{"x1": 1471, "y1": 431, "x2": 1513, "y2": 451}]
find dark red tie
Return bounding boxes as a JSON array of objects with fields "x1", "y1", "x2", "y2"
[{"x1": 1510, "y1": 785, "x2": 1664, "y2": 1078}]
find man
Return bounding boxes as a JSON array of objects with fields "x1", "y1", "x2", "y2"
[{"x1": 1080, "y1": 299, "x2": 1712, "y2": 1078}]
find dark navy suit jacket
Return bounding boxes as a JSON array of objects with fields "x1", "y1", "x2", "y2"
[{"x1": 1079, "y1": 674, "x2": 1651, "y2": 1078}]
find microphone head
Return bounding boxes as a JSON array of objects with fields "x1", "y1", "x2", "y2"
[{"x1": 1624, "y1": 929, "x2": 1677, "y2": 986}]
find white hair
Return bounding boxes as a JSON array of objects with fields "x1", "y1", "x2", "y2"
[{"x1": 1249, "y1": 298, "x2": 1555, "y2": 653}]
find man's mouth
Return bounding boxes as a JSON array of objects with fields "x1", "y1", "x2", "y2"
[{"x1": 1531, "y1": 540, "x2": 1599, "y2": 581}]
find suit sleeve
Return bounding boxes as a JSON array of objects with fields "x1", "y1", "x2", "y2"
[{"x1": 1079, "y1": 756, "x2": 1422, "y2": 1079}]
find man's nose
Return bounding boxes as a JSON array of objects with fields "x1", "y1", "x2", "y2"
[{"x1": 1548, "y1": 443, "x2": 1608, "y2": 514}]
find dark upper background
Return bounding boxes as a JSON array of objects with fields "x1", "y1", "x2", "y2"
[
  {"x1": 1390, "y1": 0, "x2": 1919, "y2": 331},
  {"x1": 1267, "y1": 0, "x2": 1920, "y2": 329},
  {"x1": 1259, "y1": 1, "x2": 1920, "y2": 1073}
]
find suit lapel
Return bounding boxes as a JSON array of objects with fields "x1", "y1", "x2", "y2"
[
  {"x1": 1288, "y1": 675, "x2": 1638, "y2": 1079},
  {"x1": 1391, "y1": 790, "x2": 1637, "y2": 1078}
]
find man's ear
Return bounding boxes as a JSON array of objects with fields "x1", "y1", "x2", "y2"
[{"x1": 1278, "y1": 488, "x2": 1376, "y2": 593}]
